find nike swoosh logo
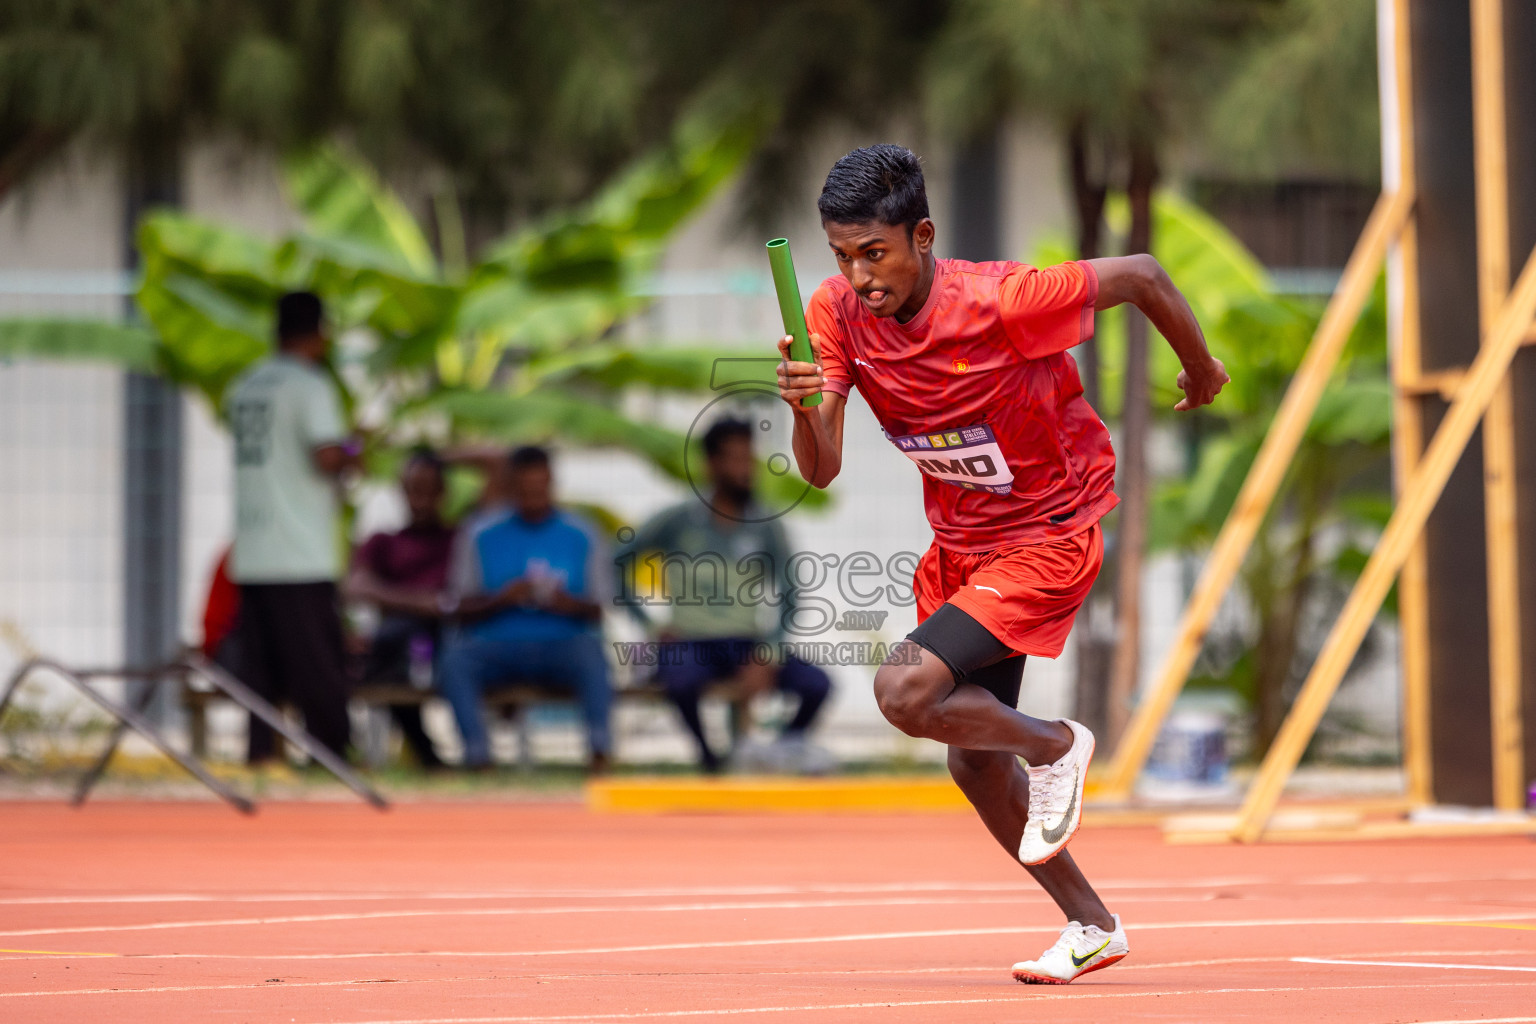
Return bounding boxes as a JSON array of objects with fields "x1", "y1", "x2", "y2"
[
  {"x1": 1070, "y1": 937, "x2": 1111, "y2": 968},
  {"x1": 854, "y1": 358, "x2": 873, "y2": 369},
  {"x1": 974, "y1": 585, "x2": 1002, "y2": 597},
  {"x1": 1040, "y1": 767, "x2": 1079, "y2": 845}
]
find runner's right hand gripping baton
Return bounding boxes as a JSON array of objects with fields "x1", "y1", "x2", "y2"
[{"x1": 766, "y1": 237, "x2": 824, "y2": 408}]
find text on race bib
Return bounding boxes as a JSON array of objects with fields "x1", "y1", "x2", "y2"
[{"x1": 889, "y1": 424, "x2": 1014, "y2": 495}]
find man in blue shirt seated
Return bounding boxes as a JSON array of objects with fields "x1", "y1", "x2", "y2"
[{"x1": 438, "y1": 446, "x2": 614, "y2": 773}]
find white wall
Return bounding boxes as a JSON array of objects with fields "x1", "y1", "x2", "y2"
[{"x1": 0, "y1": 149, "x2": 126, "y2": 700}]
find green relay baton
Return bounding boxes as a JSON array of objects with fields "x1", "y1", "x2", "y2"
[{"x1": 766, "y1": 237, "x2": 823, "y2": 408}]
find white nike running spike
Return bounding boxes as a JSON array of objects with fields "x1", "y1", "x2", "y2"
[
  {"x1": 1012, "y1": 914, "x2": 1128, "y2": 984},
  {"x1": 1017, "y1": 718, "x2": 1094, "y2": 865}
]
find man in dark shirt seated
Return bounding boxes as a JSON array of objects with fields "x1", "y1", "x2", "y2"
[
  {"x1": 345, "y1": 449, "x2": 455, "y2": 768},
  {"x1": 438, "y1": 446, "x2": 614, "y2": 773}
]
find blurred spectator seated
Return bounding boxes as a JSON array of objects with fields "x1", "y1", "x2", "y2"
[
  {"x1": 617, "y1": 418, "x2": 833, "y2": 774},
  {"x1": 438, "y1": 446, "x2": 614, "y2": 773},
  {"x1": 344, "y1": 448, "x2": 455, "y2": 770}
]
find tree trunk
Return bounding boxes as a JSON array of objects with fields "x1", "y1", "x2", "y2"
[
  {"x1": 1104, "y1": 140, "x2": 1157, "y2": 749},
  {"x1": 122, "y1": 139, "x2": 183, "y2": 725},
  {"x1": 1066, "y1": 120, "x2": 1107, "y2": 406},
  {"x1": 1254, "y1": 483, "x2": 1322, "y2": 754},
  {"x1": 951, "y1": 125, "x2": 1003, "y2": 262},
  {"x1": 1254, "y1": 561, "x2": 1312, "y2": 755},
  {"x1": 1067, "y1": 121, "x2": 1113, "y2": 737}
]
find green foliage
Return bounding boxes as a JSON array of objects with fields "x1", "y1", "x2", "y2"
[
  {"x1": 0, "y1": 319, "x2": 159, "y2": 372},
  {"x1": 926, "y1": 0, "x2": 1378, "y2": 181},
  {"x1": 1088, "y1": 193, "x2": 1298, "y2": 420},
  {"x1": 285, "y1": 146, "x2": 437, "y2": 278},
  {"x1": 1207, "y1": 0, "x2": 1381, "y2": 177},
  {"x1": 926, "y1": 0, "x2": 1279, "y2": 149},
  {"x1": 0, "y1": 1, "x2": 745, "y2": 219},
  {"x1": 0, "y1": 119, "x2": 827, "y2": 511}
]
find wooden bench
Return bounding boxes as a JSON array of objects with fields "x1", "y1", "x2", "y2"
[{"x1": 183, "y1": 677, "x2": 751, "y2": 768}]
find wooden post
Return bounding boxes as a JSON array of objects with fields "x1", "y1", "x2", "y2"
[
  {"x1": 1097, "y1": 190, "x2": 1413, "y2": 799},
  {"x1": 1231, "y1": 245, "x2": 1536, "y2": 843},
  {"x1": 1472, "y1": 0, "x2": 1526, "y2": 811},
  {"x1": 1393, "y1": 221, "x2": 1435, "y2": 806},
  {"x1": 1387, "y1": 0, "x2": 1434, "y2": 807}
]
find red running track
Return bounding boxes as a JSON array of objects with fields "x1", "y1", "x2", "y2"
[{"x1": 1, "y1": 801, "x2": 1534, "y2": 1022}]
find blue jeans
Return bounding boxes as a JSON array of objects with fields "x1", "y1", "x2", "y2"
[
  {"x1": 438, "y1": 632, "x2": 613, "y2": 766},
  {"x1": 656, "y1": 638, "x2": 832, "y2": 771}
]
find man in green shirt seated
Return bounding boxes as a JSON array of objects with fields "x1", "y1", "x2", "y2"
[{"x1": 617, "y1": 418, "x2": 833, "y2": 773}]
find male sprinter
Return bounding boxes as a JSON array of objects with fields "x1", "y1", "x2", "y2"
[{"x1": 776, "y1": 144, "x2": 1228, "y2": 984}]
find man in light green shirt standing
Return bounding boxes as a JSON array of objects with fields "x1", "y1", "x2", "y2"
[{"x1": 227, "y1": 292, "x2": 358, "y2": 762}]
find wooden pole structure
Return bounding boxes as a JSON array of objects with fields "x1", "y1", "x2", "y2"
[
  {"x1": 1231, "y1": 244, "x2": 1536, "y2": 843},
  {"x1": 1386, "y1": 0, "x2": 1434, "y2": 807},
  {"x1": 1471, "y1": 0, "x2": 1526, "y2": 811},
  {"x1": 1393, "y1": 253, "x2": 1434, "y2": 807},
  {"x1": 1097, "y1": 189, "x2": 1413, "y2": 799}
]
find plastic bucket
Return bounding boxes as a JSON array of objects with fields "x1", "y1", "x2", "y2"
[{"x1": 1145, "y1": 710, "x2": 1229, "y2": 785}]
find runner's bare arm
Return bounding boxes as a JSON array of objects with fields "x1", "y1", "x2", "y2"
[
  {"x1": 776, "y1": 332, "x2": 845, "y2": 488},
  {"x1": 1088, "y1": 254, "x2": 1230, "y2": 411}
]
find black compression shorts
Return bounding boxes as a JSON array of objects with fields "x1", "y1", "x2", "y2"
[{"x1": 906, "y1": 603, "x2": 1027, "y2": 709}]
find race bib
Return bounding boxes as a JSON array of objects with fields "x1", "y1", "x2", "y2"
[{"x1": 889, "y1": 424, "x2": 1014, "y2": 495}]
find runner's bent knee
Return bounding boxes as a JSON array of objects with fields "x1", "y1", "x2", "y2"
[{"x1": 873, "y1": 657, "x2": 950, "y2": 736}]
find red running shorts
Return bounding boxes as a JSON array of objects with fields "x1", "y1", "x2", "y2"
[{"x1": 912, "y1": 523, "x2": 1104, "y2": 659}]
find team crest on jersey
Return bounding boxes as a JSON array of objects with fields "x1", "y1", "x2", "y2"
[
  {"x1": 952, "y1": 357, "x2": 970, "y2": 373},
  {"x1": 887, "y1": 424, "x2": 1013, "y2": 495}
]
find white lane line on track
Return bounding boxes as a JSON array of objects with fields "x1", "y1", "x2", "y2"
[
  {"x1": 294, "y1": 982, "x2": 1536, "y2": 1024},
  {"x1": 1, "y1": 947, "x2": 1528, "y2": 971},
  {"x1": 0, "y1": 896, "x2": 1087, "y2": 939},
  {"x1": 23, "y1": 910, "x2": 1534, "y2": 962},
  {"x1": 4, "y1": 868, "x2": 1532, "y2": 906},
  {"x1": 7, "y1": 893, "x2": 1534, "y2": 941},
  {"x1": 340, "y1": 950, "x2": 1535, "y2": 979},
  {"x1": 5, "y1": 977, "x2": 1534, "y2": 1008},
  {"x1": 0, "y1": 881, "x2": 1235, "y2": 906},
  {"x1": 0, "y1": 977, "x2": 477, "y2": 999},
  {"x1": 1293, "y1": 956, "x2": 1536, "y2": 973},
  {"x1": 0, "y1": 890, "x2": 1225, "y2": 923}
]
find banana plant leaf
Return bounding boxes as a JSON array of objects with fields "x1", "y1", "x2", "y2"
[
  {"x1": 483, "y1": 116, "x2": 751, "y2": 289},
  {"x1": 452, "y1": 277, "x2": 640, "y2": 354},
  {"x1": 522, "y1": 343, "x2": 724, "y2": 392},
  {"x1": 1074, "y1": 192, "x2": 1319, "y2": 419},
  {"x1": 284, "y1": 145, "x2": 438, "y2": 279}
]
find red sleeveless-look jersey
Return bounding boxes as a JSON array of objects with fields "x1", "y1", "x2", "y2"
[{"x1": 807, "y1": 257, "x2": 1118, "y2": 554}]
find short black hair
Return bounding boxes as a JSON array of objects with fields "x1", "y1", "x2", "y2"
[
  {"x1": 508, "y1": 445, "x2": 551, "y2": 472},
  {"x1": 404, "y1": 445, "x2": 444, "y2": 482},
  {"x1": 276, "y1": 291, "x2": 325, "y2": 343},
  {"x1": 817, "y1": 144, "x2": 929, "y2": 231},
  {"x1": 702, "y1": 418, "x2": 753, "y2": 459}
]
